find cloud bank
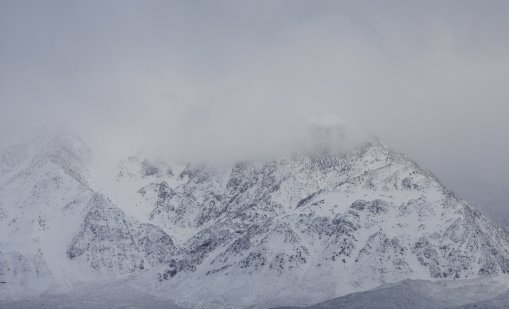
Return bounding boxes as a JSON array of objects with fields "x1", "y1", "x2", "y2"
[{"x1": 1, "y1": 1, "x2": 509, "y2": 214}]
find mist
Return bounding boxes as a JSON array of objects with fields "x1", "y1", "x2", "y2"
[{"x1": 1, "y1": 1, "x2": 509, "y2": 217}]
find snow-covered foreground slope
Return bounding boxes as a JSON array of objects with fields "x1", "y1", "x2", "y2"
[
  {"x1": 2, "y1": 128, "x2": 509, "y2": 308},
  {"x1": 272, "y1": 278, "x2": 508, "y2": 309},
  {"x1": 452, "y1": 289, "x2": 509, "y2": 309}
]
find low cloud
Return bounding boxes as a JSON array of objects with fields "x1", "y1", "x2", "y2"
[{"x1": 1, "y1": 1, "x2": 509, "y2": 210}]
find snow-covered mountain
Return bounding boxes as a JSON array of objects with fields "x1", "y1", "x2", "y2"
[{"x1": 2, "y1": 126, "x2": 509, "y2": 308}]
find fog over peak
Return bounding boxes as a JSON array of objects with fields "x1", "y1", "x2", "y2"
[{"x1": 1, "y1": 1, "x2": 509, "y2": 219}]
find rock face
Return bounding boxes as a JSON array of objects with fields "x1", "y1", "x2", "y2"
[
  {"x1": 1, "y1": 129, "x2": 509, "y2": 308},
  {"x1": 66, "y1": 194, "x2": 176, "y2": 273}
]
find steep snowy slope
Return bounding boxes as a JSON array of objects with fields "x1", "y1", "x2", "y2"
[{"x1": 0, "y1": 133, "x2": 176, "y2": 300}]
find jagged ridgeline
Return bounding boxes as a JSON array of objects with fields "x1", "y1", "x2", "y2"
[{"x1": 1, "y1": 127, "x2": 509, "y2": 308}]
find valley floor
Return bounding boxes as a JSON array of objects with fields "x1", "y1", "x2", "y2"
[
  {"x1": 2, "y1": 278, "x2": 509, "y2": 309},
  {"x1": 0, "y1": 281, "x2": 185, "y2": 309}
]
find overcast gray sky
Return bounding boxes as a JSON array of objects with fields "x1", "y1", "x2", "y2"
[{"x1": 1, "y1": 1, "x2": 509, "y2": 217}]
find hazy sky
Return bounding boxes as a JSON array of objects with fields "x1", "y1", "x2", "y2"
[{"x1": 1, "y1": 1, "x2": 509, "y2": 216}]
